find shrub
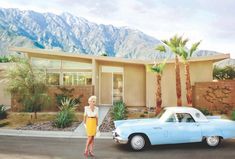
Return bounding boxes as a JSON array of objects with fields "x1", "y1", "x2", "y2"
[
  {"x1": 111, "y1": 101, "x2": 128, "y2": 121},
  {"x1": 197, "y1": 107, "x2": 213, "y2": 116},
  {"x1": 55, "y1": 87, "x2": 83, "y2": 108},
  {"x1": 0, "y1": 104, "x2": 8, "y2": 119},
  {"x1": 54, "y1": 98, "x2": 77, "y2": 128},
  {"x1": 232, "y1": 110, "x2": 235, "y2": 121}
]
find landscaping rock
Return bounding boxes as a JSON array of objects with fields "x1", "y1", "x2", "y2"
[
  {"x1": 17, "y1": 121, "x2": 81, "y2": 131},
  {"x1": 99, "y1": 110, "x2": 115, "y2": 132}
]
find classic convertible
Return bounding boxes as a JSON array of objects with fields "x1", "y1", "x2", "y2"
[{"x1": 112, "y1": 107, "x2": 235, "y2": 151}]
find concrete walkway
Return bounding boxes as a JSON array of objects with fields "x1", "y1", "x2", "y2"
[
  {"x1": 0, "y1": 106, "x2": 112, "y2": 139},
  {"x1": 0, "y1": 128, "x2": 112, "y2": 139},
  {"x1": 74, "y1": 106, "x2": 111, "y2": 136}
]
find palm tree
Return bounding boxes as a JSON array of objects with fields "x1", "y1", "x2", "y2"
[
  {"x1": 156, "y1": 35, "x2": 188, "y2": 106},
  {"x1": 179, "y1": 41, "x2": 201, "y2": 106},
  {"x1": 147, "y1": 59, "x2": 167, "y2": 114}
]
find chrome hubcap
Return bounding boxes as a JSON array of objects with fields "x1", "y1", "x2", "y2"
[
  {"x1": 206, "y1": 136, "x2": 219, "y2": 146},
  {"x1": 131, "y1": 135, "x2": 145, "y2": 150}
]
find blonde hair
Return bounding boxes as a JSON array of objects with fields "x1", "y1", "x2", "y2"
[{"x1": 88, "y1": 95, "x2": 97, "y2": 102}]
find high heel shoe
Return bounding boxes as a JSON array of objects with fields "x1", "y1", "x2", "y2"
[
  {"x1": 89, "y1": 150, "x2": 95, "y2": 157},
  {"x1": 84, "y1": 150, "x2": 89, "y2": 157}
]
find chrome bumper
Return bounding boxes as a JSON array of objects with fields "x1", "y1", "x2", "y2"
[{"x1": 112, "y1": 131, "x2": 128, "y2": 144}]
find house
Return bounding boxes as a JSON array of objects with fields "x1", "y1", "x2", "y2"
[{"x1": 0, "y1": 47, "x2": 230, "y2": 109}]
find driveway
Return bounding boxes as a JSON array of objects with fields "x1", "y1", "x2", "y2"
[{"x1": 0, "y1": 136, "x2": 235, "y2": 159}]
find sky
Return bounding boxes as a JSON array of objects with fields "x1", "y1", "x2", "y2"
[{"x1": 0, "y1": 0, "x2": 235, "y2": 58}]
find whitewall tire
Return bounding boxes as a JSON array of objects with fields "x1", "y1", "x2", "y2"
[
  {"x1": 130, "y1": 135, "x2": 146, "y2": 151},
  {"x1": 206, "y1": 136, "x2": 221, "y2": 147}
]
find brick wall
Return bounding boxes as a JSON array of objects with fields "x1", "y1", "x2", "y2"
[
  {"x1": 193, "y1": 80, "x2": 235, "y2": 112},
  {"x1": 11, "y1": 85, "x2": 94, "y2": 112}
]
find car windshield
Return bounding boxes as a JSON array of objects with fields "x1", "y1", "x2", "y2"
[{"x1": 156, "y1": 109, "x2": 166, "y2": 118}]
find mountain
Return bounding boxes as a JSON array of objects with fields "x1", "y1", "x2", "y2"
[
  {"x1": 215, "y1": 59, "x2": 235, "y2": 67},
  {"x1": 0, "y1": 8, "x2": 221, "y2": 60}
]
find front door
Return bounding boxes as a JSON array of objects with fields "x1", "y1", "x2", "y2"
[{"x1": 100, "y1": 66, "x2": 124, "y2": 105}]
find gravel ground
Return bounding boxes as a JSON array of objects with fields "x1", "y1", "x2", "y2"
[
  {"x1": 99, "y1": 110, "x2": 115, "y2": 132},
  {"x1": 16, "y1": 121, "x2": 81, "y2": 131}
]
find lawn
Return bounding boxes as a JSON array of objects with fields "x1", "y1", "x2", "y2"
[{"x1": 0, "y1": 112, "x2": 84, "y2": 129}]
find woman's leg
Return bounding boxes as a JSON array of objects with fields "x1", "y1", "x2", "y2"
[
  {"x1": 89, "y1": 136, "x2": 95, "y2": 156},
  {"x1": 89, "y1": 136, "x2": 94, "y2": 152},
  {"x1": 85, "y1": 136, "x2": 92, "y2": 154}
]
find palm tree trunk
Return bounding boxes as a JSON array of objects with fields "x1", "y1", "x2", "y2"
[
  {"x1": 175, "y1": 55, "x2": 182, "y2": 106},
  {"x1": 156, "y1": 74, "x2": 162, "y2": 114},
  {"x1": 185, "y1": 62, "x2": 192, "y2": 106}
]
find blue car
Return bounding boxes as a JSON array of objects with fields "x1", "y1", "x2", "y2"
[{"x1": 112, "y1": 107, "x2": 235, "y2": 151}]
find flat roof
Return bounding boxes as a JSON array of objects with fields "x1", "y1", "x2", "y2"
[{"x1": 9, "y1": 47, "x2": 230, "y2": 65}]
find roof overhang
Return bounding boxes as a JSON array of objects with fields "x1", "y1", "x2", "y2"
[{"x1": 9, "y1": 47, "x2": 230, "y2": 65}]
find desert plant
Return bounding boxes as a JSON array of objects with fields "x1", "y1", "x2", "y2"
[
  {"x1": 54, "y1": 98, "x2": 77, "y2": 128},
  {"x1": 5, "y1": 58, "x2": 50, "y2": 119},
  {"x1": 111, "y1": 101, "x2": 128, "y2": 121},
  {"x1": 0, "y1": 104, "x2": 8, "y2": 119},
  {"x1": 55, "y1": 87, "x2": 83, "y2": 107},
  {"x1": 231, "y1": 110, "x2": 235, "y2": 121}
]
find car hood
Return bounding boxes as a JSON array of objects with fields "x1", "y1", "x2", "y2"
[{"x1": 114, "y1": 118, "x2": 159, "y2": 128}]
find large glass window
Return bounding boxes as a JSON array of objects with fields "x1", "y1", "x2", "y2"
[
  {"x1": 46, "y1": 73, "x2": 60, "y2": 85},
  {"x1": 63, "y1": 72, "x2": 92, "y2": 86},
  {"x1": 62, "y1": 61, "x2": 92, "y2": 69},
  {"x1": 31, "y1": 57, "x2": 61, "y2": 69},
  {"x1": 31, "y1": 58, "x2": 93, "y2": 86}
]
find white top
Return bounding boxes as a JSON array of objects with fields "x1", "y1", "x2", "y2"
[
  {"x1": 162, "y1": 106, "x2": 208, "y2": 122},
  {"x1": 84, "y1": 106, "x2": 99, "y2": 118}
]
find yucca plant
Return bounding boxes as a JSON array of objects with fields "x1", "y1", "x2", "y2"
[
  {"x1": 111, "y1": 101, "x2": 128, "y2": 121},
  {"x1": 0, "y1": 104, "x2": 8, "y2": 119},
  {"x1": 54, "y1": 98, "x2": 77, "y2": 128}
]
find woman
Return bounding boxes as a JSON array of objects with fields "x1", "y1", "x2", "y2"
[{"x1": 83, "y1": 96, "x2": 99, "y2": 157}]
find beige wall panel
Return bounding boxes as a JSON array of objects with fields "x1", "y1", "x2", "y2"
[
  {"x1": 124, "y1": 64, "x2": 145, "y2": 106},
  {"x1": 147, "y1": 61, "x2": 213, "y2": 107},
  {"x1": 100, "y1": 73, "x2": 112, "y2": 104}
]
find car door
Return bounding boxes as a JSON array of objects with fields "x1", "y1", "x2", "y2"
[
  {"x1": 167, "y1": 113, "x2": 202, "y2": 144},
  {"x1": 149, "y1": 114, "x2": 177, "y2": 145}
]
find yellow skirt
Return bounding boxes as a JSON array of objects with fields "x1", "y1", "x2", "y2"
[{"x1": 86, "y1": 117, "x2": 97, "y2": 136}]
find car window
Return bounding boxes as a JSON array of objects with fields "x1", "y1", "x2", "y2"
[
  {"x1": 176, "y1": 113, "x2": 195, "y2": 123},
  {"x1": 165, "y1": 114, "x2": 176, "y2": 122}
]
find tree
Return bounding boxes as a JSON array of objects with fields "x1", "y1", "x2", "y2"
[
  {"x1": 146, "y1": 59, "x2": 167, "y2": 114},
  {"x1": 5, "y1": 58, "x2": 50, "y2": 119},
  {"x1": 156, "y1": 35, "x2": 187, "y2": 106},
  {"x1": 179, "y1": 41, "x2": 201, "y2": 106}
]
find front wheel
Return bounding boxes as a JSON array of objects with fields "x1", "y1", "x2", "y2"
[
  {"x1": 129, "y1": 134, "x2": 146, "y2": 151},
  {"x1": 205, "y1": 136, "x2": 221, "y2": 147}
]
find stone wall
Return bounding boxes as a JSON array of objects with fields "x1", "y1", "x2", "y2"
[
  {"x1": 193, "y1": 80, "x2": 235, "y2": 113},
  {"x1": 11, "y1": 85, "x2": 94, "y2": 112}
]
